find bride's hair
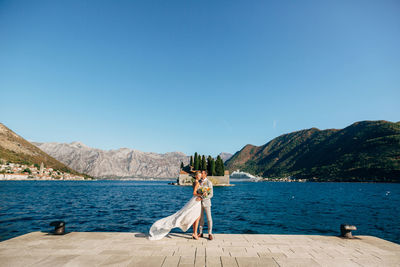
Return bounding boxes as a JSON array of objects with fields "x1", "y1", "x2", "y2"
[
  {"x1": 192, "y1": 171, "x2": 201, "y2": 187},
  {"x1": 194, "y1": 171, "x2": 201, "y2": 179}
]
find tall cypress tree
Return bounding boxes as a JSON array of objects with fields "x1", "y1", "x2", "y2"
[
  {"x1": 215, "y1": 155, "x2": 224, "y2": 176},
  {"x1": 210, "y1": 158, "x2": 216, "y2": 176},
  {"x1": 215, "y1": 156, "x2": 221, "y2": 176},
  {"x1": 194, "y1": 152, "x2": 199, "y2": 170},
  {"x1": 180, "y1": 162, "x2": 184, "y2": 169},
  {"x1": 190, "y1": 156, "x2": 193, "y2": 167},
  {"x1": 207, "y1": 156, "x2": 212, "y2": 175},
  {"x1": 197, "y1": 154, "x2": 201, "y2": 170},
  {"x1": 201, "y1": 155, "x2": 206, "y2": 171}
]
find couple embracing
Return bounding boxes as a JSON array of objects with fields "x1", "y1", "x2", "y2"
[{"x1": 148, "y1": 170, "x2": 214, "y2": 241}]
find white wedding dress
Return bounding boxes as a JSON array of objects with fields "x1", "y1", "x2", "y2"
[{"x1": 148, "y1": 196, "x2": 201, "y2": 240}]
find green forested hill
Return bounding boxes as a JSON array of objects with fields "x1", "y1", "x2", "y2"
[
  {"x1": 0, "y1": 123, "x2": 90, "y2": 178},
  {"x1": 225, "y1": 120, "x2": 400, "y2": 182}
]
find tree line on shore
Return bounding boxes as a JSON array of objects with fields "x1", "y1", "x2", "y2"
[{"x1": 180, "y1": 152, "x2": 225, "y2": 176}]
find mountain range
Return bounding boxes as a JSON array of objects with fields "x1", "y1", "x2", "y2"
[
  {"x1": 33, "y1": 141, "x2": 233, "y2": 178},
  {"x1": 2, "y1": 120, "x2": 398, "y2": 182},
  {"x1": 225, "y1": 120, "x2": 400, "y2": 182},
  {"x1": 33, "y1": 142, "x2": 191, "y2": 179}
]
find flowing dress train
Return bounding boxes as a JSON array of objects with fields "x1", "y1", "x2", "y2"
[{"x1": 148, "y1": 196, "x2": 201, "y2": 240}]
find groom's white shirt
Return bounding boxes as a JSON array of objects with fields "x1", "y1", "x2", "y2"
[{"x1": 200, "y1": 177, "x2": 213, "y2": 207}]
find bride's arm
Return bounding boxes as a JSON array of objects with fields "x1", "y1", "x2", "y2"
[
  {"x1": 193, "y1": 182, "x2": 202, "y2": 198},
  {"x1": 207, "y1": 181, "x2": 213, "y2": 199}
]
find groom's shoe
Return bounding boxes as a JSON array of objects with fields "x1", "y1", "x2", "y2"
[
  {"x1": 199, "y1": 233, "x2": 204, "y2": 238},
  {"x1": 208, "y1": 234, "x2": 213, "y2": 240},
  {"x1": 192, "y1": 234, "x2": 199, "y2": 240}
]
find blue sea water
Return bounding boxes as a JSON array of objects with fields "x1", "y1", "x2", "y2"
[{"x1": 0, "y1": 180, "x2": 399, "y2": 243}]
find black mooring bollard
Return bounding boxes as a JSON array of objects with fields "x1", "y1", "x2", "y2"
[
  {"x1": 50, "y1": 221, "x2": 66, "y2": 235},
  {"x1": 340, "y1": 224, "x2": 357, "y2": 238}
]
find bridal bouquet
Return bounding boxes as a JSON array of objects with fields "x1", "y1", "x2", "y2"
[{"x1": 198, "y1": 186, "x2": 211, "y2": 198}]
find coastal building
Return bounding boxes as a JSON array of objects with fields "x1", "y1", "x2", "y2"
[
  {"x1": 39, "y1": 162, "x2": 44, "y2": 177},
  {"x1": 177, "y1": 170, "x2": 230, "y2": 186},
  {"x1": 177, "y1": 170, "x2": 192, "y2": 184},
  {"x1": 0, "y1": 173, "x2": 29, "y2": 180},
  {"x1": 0, "y1": 161, "x2": 87, "y2": 180}
]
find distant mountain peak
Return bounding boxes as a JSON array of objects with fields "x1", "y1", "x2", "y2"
[
  {"x1": 218, "y1": 152, "x2": 233, "y2": 162},
  {"x1": 70, "y1": 141, "x2": 88, "y2": 148}
]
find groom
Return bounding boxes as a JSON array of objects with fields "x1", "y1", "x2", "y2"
[{"x1": 199, "y1": 170, "x2": 213, "y2": 240}]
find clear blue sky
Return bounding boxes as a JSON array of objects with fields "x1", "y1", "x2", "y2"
[{"x1": 1, "y1": 0, "x2": 399, "y2": 156}]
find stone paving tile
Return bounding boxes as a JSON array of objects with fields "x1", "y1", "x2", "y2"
[
  {"x1": 251, "y1": 244, "x2": 268, "y2": 250},
  {"x1": 130, "y1": 249, "x2": 153, "y2": 256},
  {"x1": 207, "y1": 247, "x2": 229, "y2": 257},
  {"x1": 313, "y1": 258, "x2": 360, "y2": 267},
  {"x1": 380, "y1": 255, "x2": 400, "y2": 266},
  {"x1": 194, "y1": 255, "x2": 205, "y2": 267},
  {"x1": 31, "y1": 254, "x2": 81, "y2": 267},
  {"x1": 177, "y1": 247, "x2": 196, "y2": 257},
  {"x1": 98, "y1": 255, "x2": 137, "y2": 267},
  {"x1": 221, "y1": 256, "x2": 239, "y2": 267},
  {"x1": 323, "y1": 248, "x2": 347, "y2": 258},
  {"x1": 267, "y1": 245, "x2": 283, "y2": 253},
  {"x1": 285, "y1": 252, "x2": 315, "y2": 258},
  {"x1": 274, "y1": 258, "x2": 321, "y2": 267},
  {"x1": 206, "y1": 256, "x2": 222, "y2": 267},
  {"x1": 258, "y1": 257, "x2": 280, "y2": 267},
  {"x1": 236, "y1": 257, "x2": 279, "y2": 267},
  {"x1": 153, "y1": 249, "x2": 175, "y2": 256},
  {"x1": 308, "y1": 250, "x2": 334, "y2": 259},
  {"x1": 235, "y1": 257, "x2": 260, "y2": 267},
  {"x1": 227, "y1": 247, "x2": 259, "y2": 258},
  {"x1": 127, "y1": 256, "x2": 166, "y2": 267},
  {"x1": 0, "y1": 255, "x2": 49, "y2": 267},
  {"x1": 196, "y1": 247, "x2": 206, "y2": 256},
  {"x1": 244, "y1": 247, "x2": 261, "y2": 256},
  {"x1": 258, "y1": 252, "x2": 287, "y2": 259},
  {"x1": 229, "y1": 252, "x2": 255, "y2": 258},
  {"x1": 162, "y1": 256, "x2": 181, "y2": 267},
  {"x1": 179, "y1": 256, "x2": 195, "y2": 267},
  {"x1": 1, "y1": 232, "x2": 400, "y2": 267},
  {"x1": 205, "y1": 243, "x2": 223, "y2": 249},
  {"x1": 99, "y1": 249, "x2": 133, "y2": 255},
  {"x1": 351, "y1": 255, "x2": 400, "y2": 267},
  {"x1": 63, "y1": 255, "x2": 111, "y2": 267},
  {"x1": 223, "y1": 247, "x2": 246, "y2": 253},
  {"x1": 0, "y1": 248, "x2": 28, "y2": 256},
  {"x1": 230, "y1": 242, "x2": 251, "y2": 247}
]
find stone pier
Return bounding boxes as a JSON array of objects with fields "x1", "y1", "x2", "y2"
[{"x1": 0, "y1": 232, "x2": 399, "y2": 266}]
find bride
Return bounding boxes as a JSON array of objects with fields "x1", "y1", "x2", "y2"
[{"x1": 148, "y1": 171, "x2": 203, "y2": 240}]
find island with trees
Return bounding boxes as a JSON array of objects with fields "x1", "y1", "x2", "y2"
[{"x1": 176, "y1": 152, "x2": 231, "y2": 186}]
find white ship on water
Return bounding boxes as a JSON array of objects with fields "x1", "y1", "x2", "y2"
[{"x1": 230, "y1": 170, "x2": 262, "y2": 182}]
